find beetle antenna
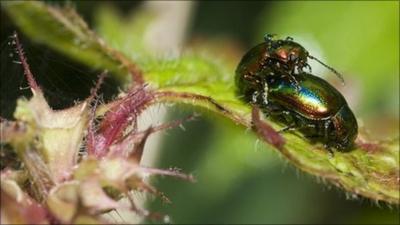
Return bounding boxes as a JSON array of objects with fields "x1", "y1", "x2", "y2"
[{"x1": 308, "y1": 55, "x2": 345, "y2": 85}]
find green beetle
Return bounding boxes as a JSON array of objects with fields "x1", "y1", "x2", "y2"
[
  {"x1": 238, "y1": 69, "x2": 358, "y2": 150},
  {"x1": 235, "y1": 35, "x2": 345, "y2": 92}
]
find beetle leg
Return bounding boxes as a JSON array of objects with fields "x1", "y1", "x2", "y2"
[
  {"x1": 296, "y1": 66, "x2": 303, "y2": 74},
  {"x1": 305, "y1": 63, "x2": 312, "y2": 73},
  {"x1": 303, "y1": 135, "x2": 319, "y2": 139},
  {"x1": 323, "y1": 120, "x2": 331, "y2": 143},
  {"x1": 265, "y1": 104, "x2": 285, "y2": 114},
  {"x1": 261, "y1": 83, "x2": 270, "y2": 105},
  {"x1": 243, "y1": 73, "x2": 262, "y2": 85},
  {"x1": 323, "y1": 144, "x2": 335, "y2": 157},
  {"x1": 251, "y1": 91, "x2": 258, "y2": 103},
  {"x1": 281, "y1": 110, "x2": 294, "y2": 123},
  {"x1": 322, "y1": 120, "x2": 336, "y2": 155},
  {"x1": 278, "y1": 124, "x2": 297, "y2": 133}
]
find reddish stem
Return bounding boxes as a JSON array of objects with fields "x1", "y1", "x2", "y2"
[
  {"x1": 251, "y1": 106, "x2": 285, "y2": 149},
  {"x1": 13, "y1": 32, "x2": 40, "y2": 93}
]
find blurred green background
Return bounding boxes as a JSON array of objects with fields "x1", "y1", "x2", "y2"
[{"x1": 1, "y1": 1, "x2": 399, "y2": 224}]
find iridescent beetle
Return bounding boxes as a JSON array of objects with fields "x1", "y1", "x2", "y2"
[
  {"x1": 235, "y1": 35, "x2": 358, "y2": 151},
  {"x1": 259, "y1": 71, "x2": 357, "y2": 150},
  {"x1": 236, "y1": 34, "x2": 344, "y2": 98}
]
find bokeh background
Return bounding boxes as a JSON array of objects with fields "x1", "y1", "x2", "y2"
[{"x1": 1, "y1": 1, "x2": 399, "y2": 224}]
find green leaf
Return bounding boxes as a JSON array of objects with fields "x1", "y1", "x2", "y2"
[
  {"x1": 3, "y1": 1, "x2": 399, "y2": 205},
  {"x1": 94, "y1": 4, "x2": 155, "y2": 61},
  {"x1": 3, "y1": 1, "x2": 129, "y2": 82}
]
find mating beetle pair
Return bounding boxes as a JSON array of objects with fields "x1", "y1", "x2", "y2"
[{"x1": 235, "y1": 35, "x2": 358, "y2": 151}]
